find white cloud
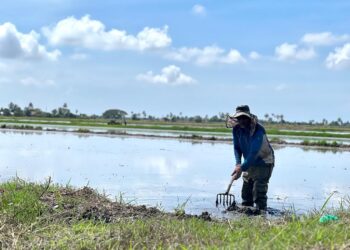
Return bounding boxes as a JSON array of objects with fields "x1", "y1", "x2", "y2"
[
  {"x1": 166, "y1": 46, "x2": 245, "y2": 65},
  {"x1": 192, "y1": 4, "x2": 206, "y2": 16},
  {"x1": 222, "y1": 49, "x2": 245, "y2": 64},
  {"x1": 43, "y1": 15, "x2": 171, "y2": 51},
  {"x1": 325, "y1": 43, "x2": 350, "y2": 69},
  {"x1": 275, "y1": 43, "x2": 316, "y2": 61},
  {"x1": 249, "y1": 51, "x2": 261, "y2": 60},
  {"x1": 301, "y1": 32, "x2": 349, "y2": 46},
  {"x1": 137, "y1": 65, "x2": 196, "y2": 86},
  {"x1": 20, "y1": 77, "x2": 56, "y2": 87},
  {"x1": 0, "y1": 22, "x2": 61, "y2": 61}
]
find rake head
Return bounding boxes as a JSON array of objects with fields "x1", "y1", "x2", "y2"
[{"x1": 216, "y1": 193, "x2": 236, "y2": 207}]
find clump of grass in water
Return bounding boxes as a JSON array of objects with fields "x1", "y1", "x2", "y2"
[
  {"x1": 108, "y1": 130, "x2": 126, "y2": 135},
  {"x1": 174, "y1": 196, "x2": 191, "y2": 216},
  {"x1": 76, "y1": 128, "x2": 90, "y2": 133},
  {"x1": 115, "y1": 191, "x2": 136, "y2": 205},
  {"x1": 0, "y1": 124, "x2": 43, "y2": 131},
  {"x1": 269, "y1": 137, "x2": 286, "y2": 144},
  {"x1": 302, "y1": 139, "x2": 341, "y2": 147},
  {"x1": 179, "y1": 134, "x2": 203, "y2": 140}
]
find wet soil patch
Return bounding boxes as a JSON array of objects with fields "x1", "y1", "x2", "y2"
[
  {"x1": 226, "y1": 204, "x2": 286, "y2": 216},
  {"x1": 40, "y1": 187, "x2": 213, "y2": 223}
]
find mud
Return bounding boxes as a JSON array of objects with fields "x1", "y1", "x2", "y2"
[
  {"x1": 226, "y1": 204, "x2": 286, "y2": 216},
  {"x1": 40, "y1": 186, "x2": 213, "y2": 223},
  {"x1": 8, "y1": 181, "x2": 283, "y2": 221}
]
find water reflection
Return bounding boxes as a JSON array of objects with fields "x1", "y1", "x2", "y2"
[{"x1": 0, "y1": 130, "x2": 349, "y2": 217}]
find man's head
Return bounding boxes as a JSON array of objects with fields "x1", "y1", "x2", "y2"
[{"x1": 232, "y1": 105, "x2": 252, "y2": 128}]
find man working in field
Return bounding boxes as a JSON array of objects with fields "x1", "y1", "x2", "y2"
[{"x1": 229, "y1": 105, "x2": 275, "y2": 211}]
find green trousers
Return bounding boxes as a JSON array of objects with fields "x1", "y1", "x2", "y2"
[{"x1": 241, "y1": 164, "x2": 274, "y2": 210}]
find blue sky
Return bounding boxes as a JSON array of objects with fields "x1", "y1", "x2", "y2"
[{"x1": 0, "y1": 0, "x2": 349, "y2": 121}]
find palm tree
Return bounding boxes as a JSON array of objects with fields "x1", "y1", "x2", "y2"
[{"x1": 264, "y1": 113, "x2": 269, "y2": 121}]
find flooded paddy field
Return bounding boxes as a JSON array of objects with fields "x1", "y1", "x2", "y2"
[
  {"x1": 0, "y1": 129, "x2": 349, "y2": 217},
  {"x1": 3, "y1": 122, "x2": 350, "y2": 147}
]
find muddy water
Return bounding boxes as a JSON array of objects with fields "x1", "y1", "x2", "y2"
[{"x1": 0, "y1": 130, "x2": 349, "y2": 217}]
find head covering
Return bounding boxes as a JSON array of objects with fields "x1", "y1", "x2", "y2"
[
  {"x1": 231, "y1": 105, "x2": 251, "y2": 119},
  {"x1": 226, "y1": 105, "x2": 258, "y2": 136}
]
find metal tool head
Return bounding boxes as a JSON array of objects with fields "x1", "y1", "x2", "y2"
[{"x1": 216, "y1": 193, "x2": 236, "y2": 207}]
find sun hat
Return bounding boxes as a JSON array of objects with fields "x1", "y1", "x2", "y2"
[{"x1": 231, "y1": 105, "x2": 252, "y2": 119}]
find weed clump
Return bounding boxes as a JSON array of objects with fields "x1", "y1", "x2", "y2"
[
  {"x1": 76, "y1": 128, "x2": 90, "y2": 133},
  {"x1": 302, "y1": 140, "x2": 342, "y2": 147}
]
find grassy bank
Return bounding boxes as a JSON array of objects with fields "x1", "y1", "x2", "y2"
[
  {"x1": 0, "y1": 179, "x2": 349, "y2": 249},
  {"x1": 0, "y1": 117, "x2": 350, "y2": 139}
]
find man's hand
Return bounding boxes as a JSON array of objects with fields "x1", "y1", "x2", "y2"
[{"x1": 231, "y1": 164, "x2": 242, "y2": 180}]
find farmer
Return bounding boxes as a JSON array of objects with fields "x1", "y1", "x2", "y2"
[{"x1": 229, "y1": 105, "x2": 275, "y2": 211}]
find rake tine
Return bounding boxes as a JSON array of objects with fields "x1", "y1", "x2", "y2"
[{"x1": 216, "y1": 193, "x2": 236, "y2": 207}]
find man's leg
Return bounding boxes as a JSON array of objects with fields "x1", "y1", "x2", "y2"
[
  {"x1": 241, "y1": 173, "x2": 254, "y2": 206},
  {"x1": 252, "y1": 164, "x2": 274, "y2": 210},
  {"x1": 253, "y1": 179, "x2": 268, "y2": 210}
]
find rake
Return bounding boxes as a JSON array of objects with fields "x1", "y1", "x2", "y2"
[{"x1": 216, "y1": 173, "x2": 236, "y2": 207}]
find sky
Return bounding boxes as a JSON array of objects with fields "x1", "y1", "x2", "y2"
[{"x1": 0, "y1": 0, "x2": 349, "y2": 122}]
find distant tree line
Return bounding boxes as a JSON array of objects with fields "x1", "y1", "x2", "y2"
[
  {"x1": 261, "y1": 113, "x2": 349, "y2": 126},
  {"x1": 0, "y1": 102, "x2": 349, "y2": 126},
  {"x1": 0, "y1": 102, "x2": 82, "y2": 118}
]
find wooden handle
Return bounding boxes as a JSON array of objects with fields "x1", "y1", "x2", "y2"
[{"x1": 225, "y1": 174, "x2": 236, "y2": 194}]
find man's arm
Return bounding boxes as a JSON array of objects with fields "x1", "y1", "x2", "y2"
[
  {"x1": 233, "y1": 128, "x2": 242, "y2": 165},
  {"x1": 240, "y1": 129, "x2": 264, "y2": 171}
]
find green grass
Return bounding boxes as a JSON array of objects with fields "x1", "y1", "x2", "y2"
[
  {"x1": 0, "y1": 178, "x2": 349, "y2": 249},
  {"x1": 2, "y1": 214, "x2": 350, "y2": 249},
  {"x1": 0, "y1": 179, "x2": 45, "y2": 223}
]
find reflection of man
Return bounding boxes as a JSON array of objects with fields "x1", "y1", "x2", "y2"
[{"x1": 229, "y1": 105, "x2": 275, "y2": 212}]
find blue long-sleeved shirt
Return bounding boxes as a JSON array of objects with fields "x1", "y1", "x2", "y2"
[{"x1": 233, "y1": 123, "x2": 274, "y2": 171}]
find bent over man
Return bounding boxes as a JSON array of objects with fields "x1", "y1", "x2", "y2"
[{"x1": 229, "y1": 105, "x2": 275, "y2": 211}]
